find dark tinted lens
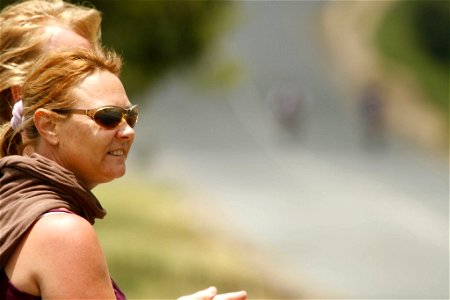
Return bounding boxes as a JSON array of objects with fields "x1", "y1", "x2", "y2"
[
  {"x1": 125, "y1": 106, "x2": 139, "y2": 128},
  {"x1": 94, "y1": 107, "x2": 123, "y2": 128}
]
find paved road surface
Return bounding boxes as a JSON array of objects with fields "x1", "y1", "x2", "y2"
[{"x1": 129, "y1": 2, "x2": 448, "y2": 298}]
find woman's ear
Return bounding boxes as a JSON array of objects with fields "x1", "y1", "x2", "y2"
[
  {"x1": 11, "y1": 85, "x2": 22, "y2": 102},
  {"x1": 34, "y1": 108, "x2": 60, "y2": 145}
]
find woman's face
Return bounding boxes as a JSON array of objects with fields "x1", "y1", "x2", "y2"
[{"x1": 53, "y1": 70, "x2": 135, "y2": 189}]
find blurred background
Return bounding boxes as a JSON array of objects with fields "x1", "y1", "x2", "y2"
[{"x1": 1, "y1": 0, "x2": 448, "y2": 298}]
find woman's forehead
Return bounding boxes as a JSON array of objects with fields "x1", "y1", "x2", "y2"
[{"x1": 71, "y1": 71, "x2": 130, "y2": 107}]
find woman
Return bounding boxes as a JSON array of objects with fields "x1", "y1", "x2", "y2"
[
  {"x1": 0, "y1": 0, "x2": 102, "y2": 124},
  {"x1": 0, "y1": 49, "x2": 246, "y2": 300}
]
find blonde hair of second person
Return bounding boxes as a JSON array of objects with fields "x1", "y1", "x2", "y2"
[{"x1": 0, "y1": 0, "x2": 102, "y2": 124}]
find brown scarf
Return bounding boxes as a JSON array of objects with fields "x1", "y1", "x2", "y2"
[{"x1": 0, "y1": 154, "x2": 106, "y2": 268}]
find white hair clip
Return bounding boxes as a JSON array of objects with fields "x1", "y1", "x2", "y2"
[{"x1": 11, "y1": 100, "x2": 24, "y2": 130}]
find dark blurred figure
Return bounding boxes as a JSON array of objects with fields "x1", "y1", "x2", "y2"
[
  {"x1": 359, "y1": 82, "x2": 386, "y2": 150},
  {"x1": 269, "y1": 82, "x2": 309, "y2": 140}
]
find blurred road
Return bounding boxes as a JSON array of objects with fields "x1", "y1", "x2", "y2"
[{"x1": 130, "y1": 1, "x2": 448, "y2": 299}]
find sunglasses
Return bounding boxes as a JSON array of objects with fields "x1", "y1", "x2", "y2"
[{"x1": 52, "y1": 104, "x2": 139, "y2": 129}]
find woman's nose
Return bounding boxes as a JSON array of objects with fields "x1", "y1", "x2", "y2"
[{"x1": 116, "y1": 121, "x2": 135, "y2": 140}]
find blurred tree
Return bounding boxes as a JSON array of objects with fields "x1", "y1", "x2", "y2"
[
  {"x1": 376, "y1": 0, "x2": 449, "y2": 115},
  {"x1": 91, "y1": 0, "x2": 231, "y2": 98},
  {"x1": 0, "y1": 0, "x2": 232, "y2": 99},
  {"x1": 413, "y1": 0, "x2": 449, "y2": 65}
]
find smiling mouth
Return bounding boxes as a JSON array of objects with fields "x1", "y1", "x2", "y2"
[{"x1": 108, "y1": 150, "x2": 125, "y2": 156}]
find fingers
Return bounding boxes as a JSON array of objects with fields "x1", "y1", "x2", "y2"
[
  {"x1": 177, "y1": 288, "x2": 247, "y2": 300},
  {"x1": 213, "y1": 291, "x2": 247, "y2": 300},
  {"x1": 178, "y1": 286, "x2": 218, "y2": 300}
]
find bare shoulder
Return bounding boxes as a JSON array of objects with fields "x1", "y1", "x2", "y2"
[
  {"x1": 16, "y1": 212, "x2": 115, "y2": 298},
  {"x1": 31, "y1": 212, "x2": 97, "y2": 247},
  {"x1": 26, "y1": 212, "x2": 101, "y2": 265}
]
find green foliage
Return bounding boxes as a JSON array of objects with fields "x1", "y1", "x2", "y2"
[
  {"x1": 88, "y1": 0, "x2": 232, "y2": 98},
  {"x1": 413, "y1": 0, "x2": 449, "y2": 64},
  {"x1": 375, "y1": 0, "x2": 449, "y2": 117}
]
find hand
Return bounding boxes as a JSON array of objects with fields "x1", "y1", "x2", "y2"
[
  {"x1": 178, "y1": 287, "x2": 247, "y2": 300},
  {"x1": 213, "y1": 290, "x2": 247, "y2": 300}
]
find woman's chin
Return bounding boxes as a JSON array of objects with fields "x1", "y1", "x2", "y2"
[{"x1": 102, "y1": 167, "x2": 126, "y2": 183}]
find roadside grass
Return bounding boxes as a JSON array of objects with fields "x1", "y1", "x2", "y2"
[
  {"x1": 375, "y1": 1, "x2": 448, "y2": 120},
  {"x1": 93, "y1": 176, "x2": 294, "y2": 299}
]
